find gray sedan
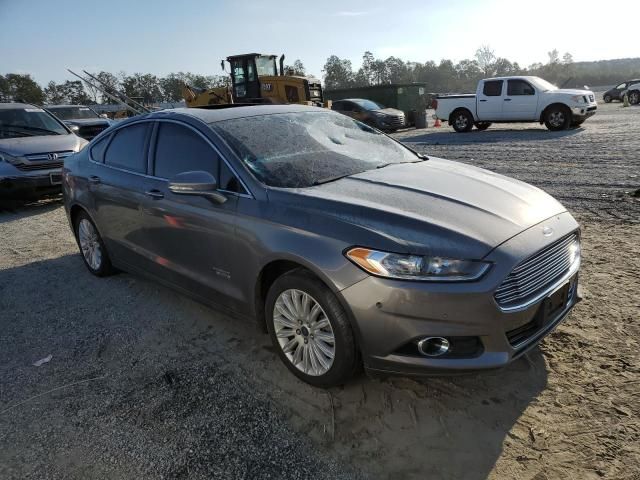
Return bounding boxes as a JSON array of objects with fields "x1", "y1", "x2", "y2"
[{"x1": 63, "y1": 105, "x2": 581, "y2": 387}]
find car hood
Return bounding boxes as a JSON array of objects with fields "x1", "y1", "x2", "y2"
[
  {"x1": 374, "y1": 108, "x2": 404, "y2": 117},
  {"x1": 270, "y1": 158, "x2": 566, "y2": 259},
  {"x1": 0, "y1": 133, "x2": 85, "y2": 156},
  {"x1": 549, "y1": 88, "x2": 594, "y2": 96}
]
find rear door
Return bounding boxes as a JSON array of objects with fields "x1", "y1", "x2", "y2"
[
  {"x1": 89, "y1": 121, "x2": 154, "y2": 269},
  {"x1": 502, "y1": 79, "x2": 539, "y2": 120},
  {"x1": 139, "y1": 120, "x2": 243, "y2": 304},
  {"x1": 476, "y1": 80, "x2": 504, "y2": 120}
]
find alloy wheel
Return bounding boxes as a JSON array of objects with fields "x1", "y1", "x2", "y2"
[
  {"x1": 455, "y1": 114, "x2": 469, "y2": 130},
  {"x1": 272, "y1": 289, "x2": 335, "y2": 376},
  {"x1": 78, "y1": 218, "x2": 102, "y2": 270},
  {"x1": 548, "y1": 111, "x2": 565, "y2": 128}
]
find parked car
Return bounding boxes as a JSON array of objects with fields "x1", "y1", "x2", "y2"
[
  {"x1": 46, "y1": 104, "x2": 114, "y2": 140},
  {"x1": 0, "y1": 103, "x2": 87, "y2": 198},
  {"x1": 602, "y1": 79, "x2": 640, "y2": 103},
  {"x1": 331, "y1": 98, "x2": 405, "y2": 131},
  {"x1": 63, "y1": 105, "x2": 581, "y2": 387},
  {"x1": 621, "y1": 82, "x2": 640, "y2": 105},
  {"x1": 434, "y1": 76, "x2": 597, "y2": 132}
]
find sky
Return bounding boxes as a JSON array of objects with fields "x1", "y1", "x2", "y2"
[{"x1": 0, "y1": 0, "x2": 632, "y2": 86}]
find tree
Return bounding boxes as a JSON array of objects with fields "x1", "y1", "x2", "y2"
[
  {"x1": 475, "y1": 45, "x2": 497, "y2": 77},
  {"x1": 562, "y1": 52, "x2": 574, "y2": 65},
  {"x1": 122, "y1": 73, "x2": 162, "y2": 104},
  {"x1": 1, "y1": 73, "x2": 44, "y2": 104},
  {"x1": 284, "y1": 59, "x2": 306, "y2": 76},
  {"x1": 548, "y1": 49, "x2": 561, "y2": 65},
  {"x1": 44, "y1": 81, "x2": 66, "y2": 104},
  {"x1": 322, "y1": 56, "x2": 354, "y2": 89},
  {"x1": 93, "y1": 71, "x2": 121, "y2": 104}
]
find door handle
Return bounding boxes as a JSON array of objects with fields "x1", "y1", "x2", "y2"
[
  {"x1": 145, "y1": 189, "x2": 164, "y2": 200},
  {"x1": 479, "y1": 99, "x2": 487, "y2": 102},
  {"x1": 88, "y1": 175, "x2": 101, "y2": 184},
  {"x1": 504, "y1": 98, "x2": 512, "y2": 101}
]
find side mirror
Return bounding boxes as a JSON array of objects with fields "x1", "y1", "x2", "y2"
[{"x1": 168, "y1": 171, "x2": 227, "y2": 204}]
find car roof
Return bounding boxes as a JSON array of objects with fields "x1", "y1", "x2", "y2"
[
  {"x1": 150, "y1": 104, "x2": 328, "y2": 123},
  {"x1": 0, "y1": 102, "x2": 40, "y2": 110}
]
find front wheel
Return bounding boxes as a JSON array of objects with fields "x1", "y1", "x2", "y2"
[
  {"x1": 603, "y1": 94, "x2": 612, "y2": 103},
  {"x1": 450, "y1": 110, "x2": 474, "y2": 132},
  {"x1": 544, "y1": 105, "x2": 571, "y2": 131},
  {"x1": 474, "y1": 122, "x2": 491, "y2": 131},
  {"x1": 629, "y1": 91, "x2": 640, "y2": 105},
  {"x1": 265, "y1": 271, "x2": 358, "y2": 387}
]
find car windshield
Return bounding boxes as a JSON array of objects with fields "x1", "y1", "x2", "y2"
[
  {"x1": 352, "y1": 99, "x2": 384, "y2": 111},
  {"x1": 49, "y1": 106, "x2": 100, "y2": 120},
  {"x1": 530, "y1": 77, "x2": 558, "y2": 92},
  {"x1": 210, "y1": 111, "x2": 419, "y2": 188},
  {"x1": 0, "y1": 108, "x2": 68, "y2": 139}
]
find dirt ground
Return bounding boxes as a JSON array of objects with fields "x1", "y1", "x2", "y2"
[{"x1": 1, "y1": 102, "x2": 638, "y2": 479}]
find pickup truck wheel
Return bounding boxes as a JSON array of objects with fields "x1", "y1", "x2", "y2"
[
  {"x1": 603, "y1": 94, "x2": 612, "y2": 103},
  {"x1": 451, "y1": 110, "x2": 473, "y2": 132},
  {"x1": 474, "y1": 122, "x2": 491, "y2": 131},
  {"x1": 544, "y1": 106, "x2": 571, "y2": 131},
  {"x1": 629, "y1": 91, "x2": 640, "y2": 105}
]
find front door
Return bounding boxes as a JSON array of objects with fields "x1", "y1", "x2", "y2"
[
  {"x1": 231, "y1": 57, "x2": 261, "y2": 102},
  {"x1": 139, "y1": 121, "x2": 241, "y2": 304},
  {"x1": 477, "y1": 79, "x2": 504, "y2": 120},
  {"x1": 502, "y1": 79, "x2": 539, "y2": 120}
]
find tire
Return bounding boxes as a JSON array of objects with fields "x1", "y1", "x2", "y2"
[
  {"x1": 450, "y1": 109, "x2": 474, "y2": 132},
  {"x1": 629, "y1": 91, "x2": 640, "y2": 105},
  {"x1": 603, "y1": 94, "x2": 612, "y2": 103},
  {"x1": 265, "y1": 270, "x2": 358, "y2": 387},
  {"x1": 474, "y1": 122, "x2": 491, "y2": 131},
  {"x1": 74, "y1": 211, "x2": 115, "y2": 277},
  {"x1": 544, "y1": 105, "x2": 571, "y2": 131}
]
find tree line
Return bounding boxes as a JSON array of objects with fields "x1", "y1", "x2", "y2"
[{"x1": 2, "y1": 49, "x2": 639, "y2": 105}]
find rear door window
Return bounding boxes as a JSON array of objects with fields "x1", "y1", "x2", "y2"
[
  {"x1": 104, "y1": 123, "x2": 150, "y2": 173},
  {"x1": 90, "y1": 134, "x2": 111, "y2": 163},
  {"x1": 153, "y1": 123, "x2": 219, "y2": 179},
  {"x1": 482, "y1": 80, "x2": 503, "y2": 96}
]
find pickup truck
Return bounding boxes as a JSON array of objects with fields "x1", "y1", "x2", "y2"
[{"x1": 434, "y1": 76, "x2": 597, "y2": 132}]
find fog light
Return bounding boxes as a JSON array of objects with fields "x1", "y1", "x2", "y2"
[{"x1": 417, "y1": 337, "x2": 450, "y2": 357}]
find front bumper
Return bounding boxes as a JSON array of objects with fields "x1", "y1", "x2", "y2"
[
  {"x1": 339, "y1": 212, "x2": 581, "y2": 376},
  {"x1": 0, "y1": 171, "x2": 63, "y2": 199},
  {"x1": 571, "y1": 104, "x2": 597, "y2": 121}
]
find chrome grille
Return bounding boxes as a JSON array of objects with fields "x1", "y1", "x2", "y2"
[
  {"x1": 15, "y1": 161, "x2": 64, "y2": 171},
  {"x1": 495, "y1": 233, "x2": 579, "y2": 308},
  {"x1": 24, "y1": 151, "x2": 73, "y2": 161}
]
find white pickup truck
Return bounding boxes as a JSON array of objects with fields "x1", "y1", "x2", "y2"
[{"x1": 434, "y1": 76, "x2": 597, "y2": 132}]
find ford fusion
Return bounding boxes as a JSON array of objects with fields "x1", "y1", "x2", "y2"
[
  {"x1": 63, "y1": 105, "x2": 581, "y2": 387},
  {"x1": 1, "y1": 103, "x2": 87, "y2": 199}
]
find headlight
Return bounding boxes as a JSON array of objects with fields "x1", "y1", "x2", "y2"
[
  {"x1": 0, "y1": 151, "x2": 21, "y2": 165},
  {"x1": 570, "y1": 95, "x2": 585, "y2": 104},
  {"x1": 346, "y1": 247, "x2": 491, "y2": 281},
  {"x1": 568, "y1": 238, "x2": 580, "y2": 265}
]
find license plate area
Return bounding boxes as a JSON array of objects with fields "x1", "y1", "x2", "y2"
[
  {"x1": 50, "y1": 172, "x2": 62, "y2": 185},
  {"x1": 542, "y1": 282, "x2": 570, "y2": 324}
]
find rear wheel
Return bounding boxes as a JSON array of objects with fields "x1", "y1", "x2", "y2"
[
  {"x1": 629, "y1": 91, "x2": 640, "y2": 105},
  {"x1": 603, "y1": 94, "x2": 612, "y2": 103},
  {"x1": 265, "y1": 270, "x2": 358, "y2": 387},
  {"x1": 450, "y1": 110, "x2": 473, "y2": 132},
  {"x1": 474, "y1": 122, "x2": 491, "y2": 131},
  {"x1": 74, "y1": 211, "x2": 115, "y2": 277},
  {"x1": 544, "y1": 105, "x2": 571, "y2": 131}
]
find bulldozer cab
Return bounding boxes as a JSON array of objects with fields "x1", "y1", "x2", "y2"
[{"x1": 227, "y1": 54, "x2": 278, "y2": 102}]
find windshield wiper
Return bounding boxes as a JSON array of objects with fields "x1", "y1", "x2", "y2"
[
  {"x1": 376, "y1": 157, "x2": 428, "y2": 169},
  {"x1": 0, "y1": 128, "x2": 37, "y2": 137},
  {"x1": 313, "y1": 171, "x2": 362, "y2": 186},
  {"x1": 11, "y1": 125, "x2": 62, "y2": 135}
]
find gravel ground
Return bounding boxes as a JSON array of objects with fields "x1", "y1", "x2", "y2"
[{"x1": 1, "y1": 102, "x2": 639, "y2": 479}]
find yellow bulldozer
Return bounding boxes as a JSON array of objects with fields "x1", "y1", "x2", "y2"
[{"x1": 182, "y1": 53, "x2": 325, "y2": 108}]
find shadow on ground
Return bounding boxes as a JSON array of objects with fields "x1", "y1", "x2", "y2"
[
  {"x1": 400, "y1": 126, "x2": 582, "y2": 145},
  {"x1": 0, "y1": 252, "x2": 547, "y2": 479}
]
